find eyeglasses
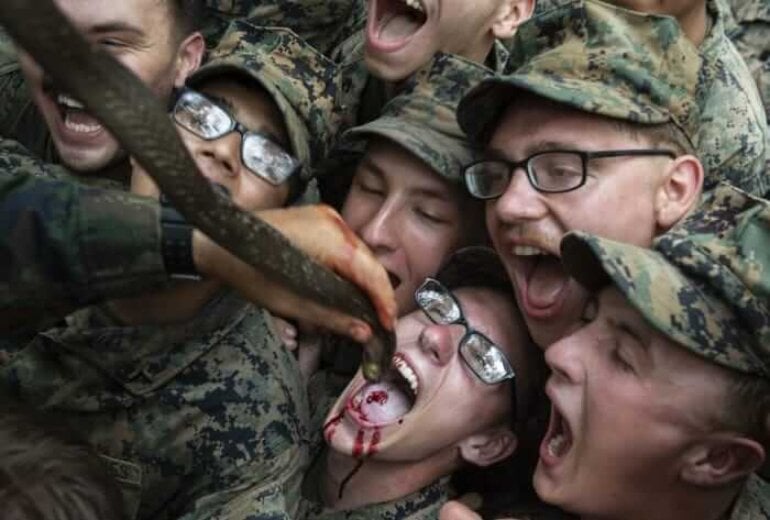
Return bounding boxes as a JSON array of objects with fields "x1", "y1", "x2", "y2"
[
  {"x1": 463, "y1": 149, "x2": 677, "y2": 199},
  {"x1": 415, "y1": 278, "x2": 516, "y2": 386},
  {"x1": 172, "y1": 89, "x2": 301, "y2": 185}
]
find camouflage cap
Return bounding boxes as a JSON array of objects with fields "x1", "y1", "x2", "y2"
[
  {"x1": 341, "y1": 53, "x2": 493, "y2": 184},
  {"x1": 187, "y1": 21, "x2": 341, "y2": 182},
  {"x1": 458, "y1": 0, "x2": 702, "y2": 147},
  {"x1": 560, "y1": 183, "x2": 770, "y2": 379}
]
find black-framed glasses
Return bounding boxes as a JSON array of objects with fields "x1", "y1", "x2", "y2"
[
  {"x1": 172, "y1": 88, "x2": 301, "y2": 186},
  {"x1": 463, "y1": 149, "x2": 677, "y2": 199},
  {"x1": 415, "y1": 278, "x2": 516, "y2": 387}
]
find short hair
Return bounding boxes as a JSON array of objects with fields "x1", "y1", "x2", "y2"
[
  {"x1": 168, "y1": 0, "x2": 206, "y2": 36},
  {"x1": 613, "y1": 120, "x2": 696, "y2": 156},
  {"x1": 722, "y1": 370, "x2": 770, "y2": 457},
  {"x1": 0, "y1": 406, "x2": 123, "y2": 520}
]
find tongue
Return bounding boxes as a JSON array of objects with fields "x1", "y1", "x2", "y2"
[
  {"x1": 379, "y1": 12, "x2": 422, "y2": 41},
  {"x1": 527, "y1": 255, "x2": 569, "y2": 309},
  {"x1": 359, "y1": 382, "x2": 411, "y2": 424}
]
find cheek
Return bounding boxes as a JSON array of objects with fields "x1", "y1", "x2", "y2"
[
  {"x1": 341, "y1": 193, "x2": 377, "y2": 233},
  {"x1": 235, "y1": 178, "x2": 289, "y2": 211}
]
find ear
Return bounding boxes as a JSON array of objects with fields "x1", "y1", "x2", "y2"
[
  {"x1": 653, "y1": 154, "x2": 703, "y2": 232},
  {"x1": 680, "y1": 435, "x2": 765, "y2": 487},
  {"x1": 458, "y1": 427, "x2": 518, "y2": 467},
  {"x1": 172, "y1": 31, "x2": 205, "y2": 88},
  {"x1": 492, "y1": 0, "x2": 536, "y2": 39}
]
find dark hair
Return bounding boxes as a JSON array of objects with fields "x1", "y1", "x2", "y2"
[
  {"x1": 169, "y1": 0, "x2": 206, "y2": 36},
  {"x1": 0, "y1": 406, "x2": 123, "y2": 520},
  {"x1": 723, "y1": 370, "x2": 770, "y2": 459}
]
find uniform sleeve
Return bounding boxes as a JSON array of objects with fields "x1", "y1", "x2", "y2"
[{"x1": 0, "y1": 138, "x2": 168, "y2": 316}]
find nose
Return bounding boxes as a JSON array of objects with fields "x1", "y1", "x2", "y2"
[
  {"x1": 358, "y1": 198, "x2": 399, "y2": 253},
  {"x1": 418, "y1": 323, "x2": 458, "y2": 366},
  {"x1": 544, "y1": 331, "x2": 585, "y2": 385},
  {"x1": 492, "y1": 166, "x2": 548, "y2": 224},
  {"x1": 197, "y1": 132, "x2": 243, "y2": 182}
]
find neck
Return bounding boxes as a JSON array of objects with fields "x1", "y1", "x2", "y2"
[
  {"x1": 677, "y1": 2, "x2": 709, "y2": 46},
  {"x1": 581, "y1": 481, "x2": 743, "y2": 520},
  {"x1": 107, "y1": 279, "x2": 221, "y2": 326},
  {"x1": 319, "y1": 447, "x2": 455, "y2": 511}
]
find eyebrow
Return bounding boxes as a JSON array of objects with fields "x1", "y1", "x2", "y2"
[
  {"x1": 358, "y1": 156, "x2": 387, "y2": 179},
  {"x1": 609, "y1": 317, "x2": 649, "y2": 353},
  {"x1": 90, "y1": 22, "x2": 146, "y2": 38},
  {"x1": 485, "y1": 139, "x2": 588, "y2": 160}
]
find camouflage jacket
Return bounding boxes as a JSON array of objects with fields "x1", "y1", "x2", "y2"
[
  {"x1": 0, "y1": 138, "x2": 168, "y2": 320},
  {"x1": 300, "y1": 474, "x2": 449, "y2": 520},
  {"x1": 721, "y1": 0, "x2": 770, "y2": 122},
  {"x1": 729, "y1": 475, "x2": 770, "y2": 519},
  {"x1": 697, "y1": 0, "x2": 768, "y2": 194},
  {"x1": 0, "y1": 29, "x2": 58, "y2": 163},
  {"x1": 0, "y1": 291, "x2": 310, "y2": 520}
]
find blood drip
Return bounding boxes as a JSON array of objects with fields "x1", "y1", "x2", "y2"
[{"x1": 324, "y1": 412, "x2": 344, "y2": 443}]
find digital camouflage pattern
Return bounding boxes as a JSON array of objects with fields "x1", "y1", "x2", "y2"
[
  {"x1": 0, "y1": 291, "x2": 310, "y2": 520},
  {"x1": 192, "y1": 22, "x2": 342, "y2": 183},
  {"x1": 722, "y1": 0, "x2": 770, "y2": 121},
  {"x1": 560, "y1": 182, "x2": 770, "y2": 379},
  {"x1": 695, "y1": 0, "x2": 767, "y2": 194},
  {"x1": 202, "y1": 0, "x2": 365, "y2": 56},
  {"x1": 729, "y1": 474, "x2": 770, "y2": 519},
  {"x1": 0, "y1": 138, "x2": 167, "y2": 317},
  {"x1": 458, "y1": 0, "x2": 702, "y2": 151},
  {"x1": 341, "y1": 53, "x2": 494, "y2": 184}
]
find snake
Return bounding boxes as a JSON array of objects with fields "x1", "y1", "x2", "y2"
[{"x1": 0, "y1": 0, "x2": 394, "y2": 382}]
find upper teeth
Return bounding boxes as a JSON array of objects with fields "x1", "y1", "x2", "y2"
[
  {"x1": 513, "y1": 245, "x2": 547, "y2": 256},
  {"x1": 548, "y1": 433, "x2": 567, "y2": 457},
  {"x1": 393, "y1": 356, "x2": 419, "y2": 396},
  {"x1": 404, "y1": 0, "x2": 424, "y2": 12},
  {"x1": 57, "y1": 94, "x2": 85, "y2": 110}
]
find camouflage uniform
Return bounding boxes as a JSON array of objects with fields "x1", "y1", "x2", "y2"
[
  {"x1": 0, "y1": 137, "x2": 167, "y2": 316},
  {"x1": 558, "y1": 181, "x2": 770, "y2": 519},
  {"x1": 0, "y1": 292, "x2": 309, "y2": 520},
  {"x1": 721, "y1": 0, "x2": 770, "y2": 120},
  {"x1": 459, "y1": 0, "x2": 767, "y2": 195},
  {"x1": 321, "y1": 52, "x2": 493, "y2": 378},
  {"x1": 697, "y1": 0, "x2": 768, "y2": 194}
]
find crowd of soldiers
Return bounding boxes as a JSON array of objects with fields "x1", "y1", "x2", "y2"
[{"x1": 0, "y1": 0, "x2": 768, "y2": 518}]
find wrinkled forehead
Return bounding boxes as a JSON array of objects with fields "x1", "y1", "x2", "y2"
[{"x1": 53, "y1": 0, "x2": 175, "y2": 33}]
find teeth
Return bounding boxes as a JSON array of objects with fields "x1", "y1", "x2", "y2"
[
  {"x1": 513, "y1": 245, "x2": 546, "y2": 256},
  {"x1": 403, "y1": 0, "x2": 424, "y2": 12},
  {"x1": 57, "y1": 94, "x2": 85, "y2": 110},
  {"x1": 547, "y1": 433, "x2": 567, "y2": 457},
  {"x1": 64, "y1": 116, "x2": 102, "y2": 134},
  {"x1": 393, "y1": 356, "x2": 419, "y2": 396}
]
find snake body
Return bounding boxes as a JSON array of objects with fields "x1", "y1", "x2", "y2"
[{"x1": 0, "y1": 0, "x2": 393, "y2": 381}]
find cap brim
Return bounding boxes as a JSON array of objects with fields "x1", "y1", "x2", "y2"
[{"x1": 560, "y1": 232, "x2": 762, "y2": 376}]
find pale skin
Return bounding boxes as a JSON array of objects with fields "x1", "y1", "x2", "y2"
[{"x1": 363, "y1": 0, "x2": 535, "y2": 81}]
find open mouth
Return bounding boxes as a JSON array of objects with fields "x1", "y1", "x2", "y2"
[
  {"x1": 346, "y1": 353, "x2": 418, "y2": 427},
  {"x1": 368, "y1": 0, "x2": 427, "y2": 50},
  {"x1": 540, "y1": 404, "x2": 573, "y2": 465},
  {"x1": 51, "y1": 90, "x2": 105, "y2": 136},
  {"x1": 511, "y1": 245, "x2": 570, "y2": 319},
  {"x1": 387, "y1": 270, "x2": 402, "y2": 290}
]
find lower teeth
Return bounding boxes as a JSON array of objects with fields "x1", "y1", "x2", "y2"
[{"x1": 548, "y1": 433, "x2": 566, "y2": 457}]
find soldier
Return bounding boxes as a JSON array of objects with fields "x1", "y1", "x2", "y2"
[
  {"x1": 0, "y1": 23, "x2": 381, "y2": 520},
  {"x1": 0, "y1": 0, "x2": 205, "y2": 182},
  {"x1": 456, "y1": 0, "x2": 705, "y2": 349},
  {"x1": 604, "y1": 0, "x2": 769, "y2": 196},
  {"x1": 530, "y1": 183, "x2": 770, "y2": 519},
  {"x1": 299, "y1": 247, "x2": 545, "y2": 519},
  {"x1": 722, "y1": 0, "x2": 770, "y2": 126}
]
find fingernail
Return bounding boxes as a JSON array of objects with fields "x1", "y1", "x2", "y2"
[{"x1": 350, "y1": 322, "x2": 371, "y2": 343}]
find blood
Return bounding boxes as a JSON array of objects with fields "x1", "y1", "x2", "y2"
[
  {"x1": 365, "y1": 390, "x2": 388, "y2": 405},
  {"x1": 352, "y1": 428, "x2": 366, "y2": 458},
  {"x1": 367, "y1": 427, "x2": 381, "y2": 456},
  {"x1": 323, "y1": 412, "x2": 344, "y2": 443}
]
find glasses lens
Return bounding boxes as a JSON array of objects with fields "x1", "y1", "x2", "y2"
[
  {"x1": 174, "y1": 91, "x2": 233, "y2": 139},
  {"x1": 464, "y1": 161, "x2": 510, "y2": 199},
  {"x1": 460, "y1": 333, "x2": 515, "y2": 384},
  {"x1": 242, "y1": 134, "x2": 300, "y2": 185},
  {"x1": 416, "y1": 279, "x2": 462, "y2": 325},
  {"x1": 529, "y1": 152, "x2": 584, "y2": 192}
]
